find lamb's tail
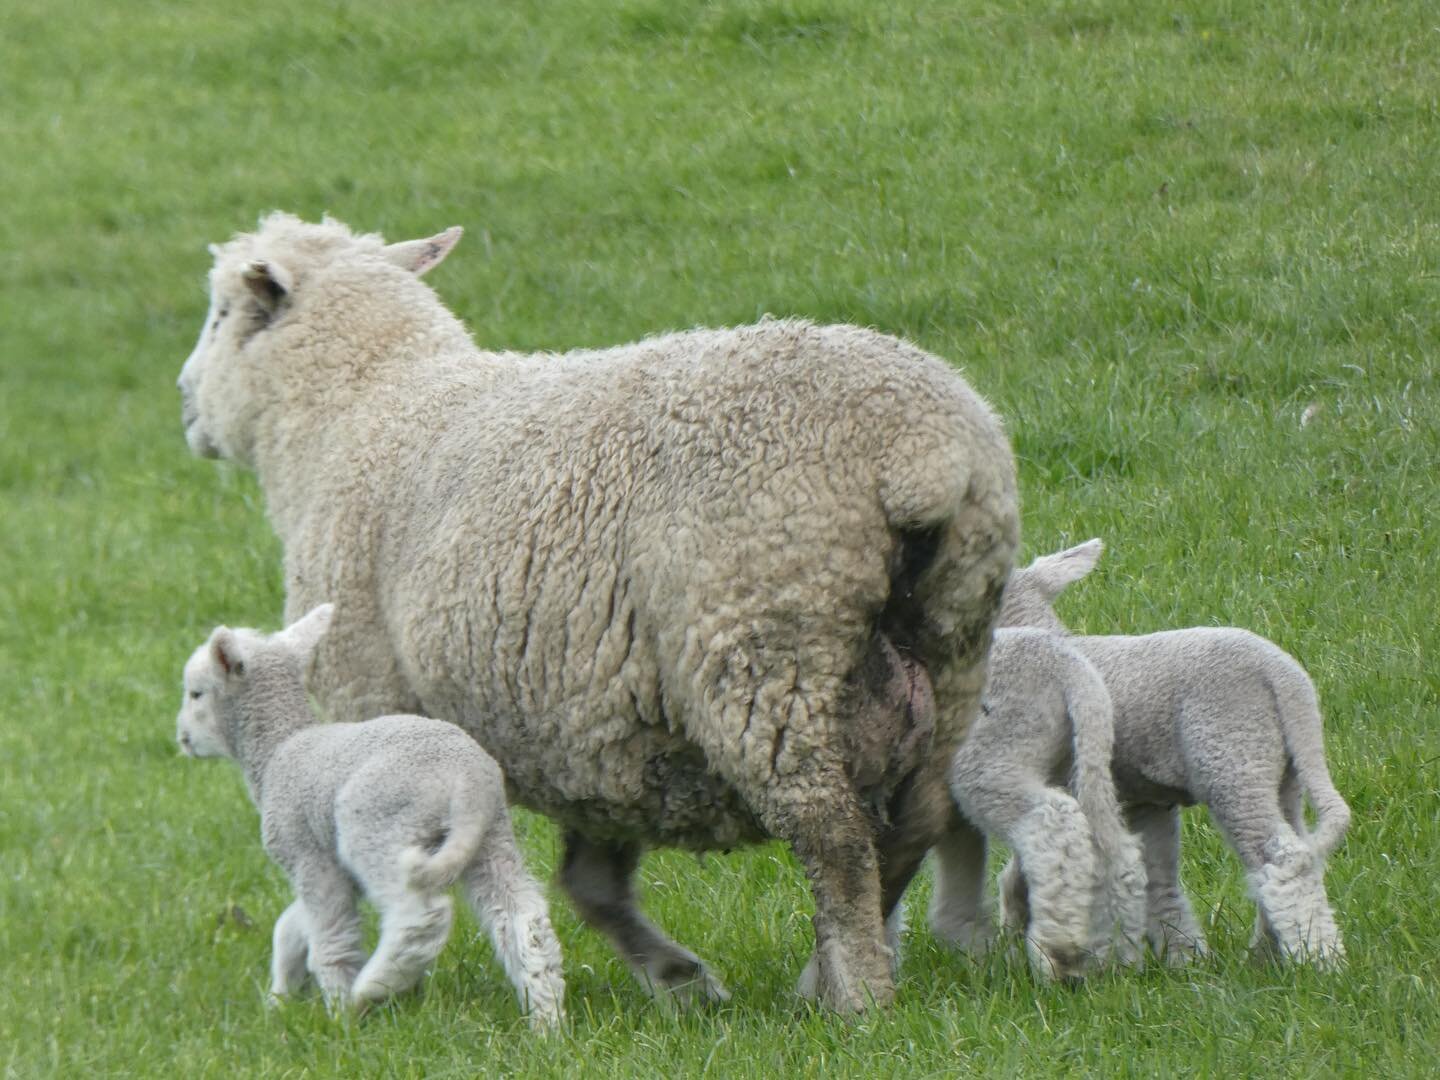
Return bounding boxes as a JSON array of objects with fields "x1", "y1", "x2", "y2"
[
  {"x1": 1063, "y1": 649, "x2": 1128, "y2": 871},
  {"x1": 403, "y1": 785, "x2": 488, "y2": 893},
  {"x1": 1063, "y1": 647, "x2": 1146, "y2": 958},
  {"x1": 1271, "y1": 658, "x2": 1351, "y2": 859}
]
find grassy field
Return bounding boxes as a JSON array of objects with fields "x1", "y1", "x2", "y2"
[{"x1": 3, "y1": 0, "x2": 1438, "y2": 1074}]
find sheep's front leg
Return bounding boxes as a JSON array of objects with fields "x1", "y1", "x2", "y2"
[
  {"x1": 1128, "y1": 803, "x2": 1207, "y2": 964},
  {"x1": 268, "y1": 900, "x2": 311, "y2": 1002},
  {"x1": 928, "y1": 819, "x2": 995, "y2": 954},
  {"x1": 559, "y1": 832, "x2": 728, "y2": 1008}
]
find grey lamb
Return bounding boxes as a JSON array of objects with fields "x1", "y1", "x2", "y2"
[
  {"x1": 996, "y1": 539, "x2": 1350, "y2": 968},
  {"x1": 929, "y1": 627, "x2": 1147, "y2": 979},
  {"x1": 175, "y1": 604, "x2": 566, "y2": 1027},
  {"x1": 175, "y1": 213, "x2": 1018, "y2": 1010}
]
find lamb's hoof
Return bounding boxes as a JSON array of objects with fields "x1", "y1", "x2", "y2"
[
  {"x1": 1157, "y1": 940, "x2": 1206, "y2": 968},
  {"x1": 525, "y1": 1003, "x2": 568, "y2": 1034},
  {"x1": 931, "y1": 917, "x2": 998, "y2": 957}
]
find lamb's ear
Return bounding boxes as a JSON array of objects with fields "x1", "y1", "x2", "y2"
[
  {"x1": 241, "y1": 259, "x2": 292, "y2": 313},
  {"x1": 1027, "y1": 538, "x2": 1103, "y2": 598},
  {"x1": 276, "y1": 603, "x2": 335, "y2": 661},
  {"x1": 210, "y1": 628, "x2": 244, "y2": 677},
  {"x1": 382, "y1": 226, "x2": 463, "y2": 276}
]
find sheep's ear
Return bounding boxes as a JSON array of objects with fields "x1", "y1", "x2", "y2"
[
  {"x1": 210, "y1": 628, "x2": 244, "y2": 677},
  {"x1": 241, "y1": 259, "x2": 292, "y2": 313},
  {"x1": 277, "y1": 603, "x2": 335, "y2": 660},
  {"x1": 1027, "y1": 538, "x2": 1103, "y2": 598},
  {"x1": 382, "y1": 226, "x2": 462, "y2": 276}
]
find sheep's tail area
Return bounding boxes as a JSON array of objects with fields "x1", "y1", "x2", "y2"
[
  {"x1": 1062, "y1": 652, "x2": 1130, "y2": 876},
  {"x1": 1272, "y1": 662, "x2": 1351, "y2": 859},
  {"x1": 403, "y1": 787, "x2": 487, "y2": 892}
]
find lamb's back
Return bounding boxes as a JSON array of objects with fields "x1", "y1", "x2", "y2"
[
  {"x1": 259, "y1": 716, "x2": 498, "y2": 867},
  {"x1": 1076, "y1": 628, "x2": 1294, "y2": 804}
]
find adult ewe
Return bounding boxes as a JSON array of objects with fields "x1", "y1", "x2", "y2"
[
  {"x1": 998, "y1": 540, "x2": 1350, "y2": 968},
  {"x1": 176, "y1": 213, "x2": 1018, "y2": 1011}
]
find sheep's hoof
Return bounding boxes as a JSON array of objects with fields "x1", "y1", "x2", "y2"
[{"x1": 646, "y1": 963, "x2": 730, "y2": 1012}]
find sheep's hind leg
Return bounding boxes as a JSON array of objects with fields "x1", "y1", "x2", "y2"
[
  {"x1": 293, "y1": 863, "x2": 368, "y2": 1011},
  {"x1": 1128, "y1": 803, "x2": 1207, "y2": 965},
  {"x1": 559, "y1": 832, "x2": 728, "y2": 1008},
  {"x1": 758, "y1": 775, "x2": 893, "y2": 1012},
  {"x1": 268, "y1": 900, "x2": 312, "y2": 1003},
  {"x1": 349, "y1": 888, "x2": 454, "y2": 1008},
  {"x1": 1204, "y1": 776, "x2": 1344, "y2": 970},
  {"x1": 464, "y1": 820, "x2": 567, "y2": 1030}
]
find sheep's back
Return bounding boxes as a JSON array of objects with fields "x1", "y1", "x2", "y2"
[{"x1": 325, "y1": 320, "x2": 1009, "y2": 843}]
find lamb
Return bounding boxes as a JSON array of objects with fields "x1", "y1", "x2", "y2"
[
  {"x1": 174, "y1": 213, "x2": 1018, "y2": 1011},
  {"x1": 175, "y1": 603, "x2": 567, "y2": 1028},
  {"x1": 928, "y1": 628, "x2": 1148, "y2": 980},
  {"x1": 994, "y1": 539, "x2": 1351, "y2": 968}
]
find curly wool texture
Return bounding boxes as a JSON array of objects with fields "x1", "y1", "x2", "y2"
[
  {"x1": 996, "y1": 541, "x2": 1350, "y2": 968},
  {"x1": 178, "y1": 214, "x2": 1018, "y2": 1009}
]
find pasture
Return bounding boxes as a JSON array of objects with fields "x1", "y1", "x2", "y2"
[{"x1": 2, "y1": 0, "x2": 1437, "y2": 1074}]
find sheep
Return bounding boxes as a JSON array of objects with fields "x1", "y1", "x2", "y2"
[
  {"x1": 174, "y1": 212, "x2": 1019, "y2": 1011},
  {"x1": 175, "y1": 603, "x2": 567, "y2": 1028},
  {"x1": 995, "y1": 539, "x2": 1351, "y2": 968},
  {"x1": 928, "y1": 628, "x2": 1148, "y2": 980}
]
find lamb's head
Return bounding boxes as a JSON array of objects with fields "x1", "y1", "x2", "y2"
[
  {"x1": 996, "y1": 539, "x2": 1102, "y2": 631},
  {"x1": 176, "y1": 604, "x2": 337, "y2": 759},
  {"x1": 177, "y1": 213, "x2": 463, "y2": 463}
]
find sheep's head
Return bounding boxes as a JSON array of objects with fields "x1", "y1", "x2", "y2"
[
  {"x1": 996, "y1": 539, "x2": 1102, "y2": 631},
  {"x1": 175, "y1": 604, "x2": 336, "y2": 759},
  {"x1": 177, "y1": 213, "x2": 462, "y2": 463}
]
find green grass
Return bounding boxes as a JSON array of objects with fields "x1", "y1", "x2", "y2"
[{"x1": 3, "y1": 0, "x2": 1438, "y2": 1074}]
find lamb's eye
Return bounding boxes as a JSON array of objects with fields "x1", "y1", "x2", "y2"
[{"x1": 189, "y1": 690, "x2": 203, "y2": 700}]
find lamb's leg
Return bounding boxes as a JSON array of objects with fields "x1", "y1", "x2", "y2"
[
  {"x1": 559, "y1": 832, "x2": 728, "y2": 1007},
  {"x1": 997, "y1": 857, "x2": 1029, "y2": 935},
  {"x1": 1128, "y1": 803, "x2": 1207, "y2": 964},
  {"x1": 464, "y1": 820, "x2": 567, "y2": 1031},
  {"x1": 268, "y1": 900, "x2": 311, "y2": 1002},
  {"x1": 1205, "y1": 778, "x2": 1345, "y2": 969},
  {"x1": 928, "y1": 819, "x2": 995, "y2": 954},
  {"x1": 999, "y1": 791, "x2": 1100, "y2": 980},
  {"x1": 349, "y1": 889, "x2": 454, "y2": 1008},
  {"x1": 292, "y1": 863, "x2": 368, "y2": 1010}
]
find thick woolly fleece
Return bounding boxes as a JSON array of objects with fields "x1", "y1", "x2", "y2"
[
  {"x1": 930, "y1": 628, "x2": 1147, "y2": 979},
  {"x1": 177, "y1": 214, "x2": 1018, "y2": 1010},
  {"x1": 176, "y1": 605, "x2": 566, "y2": 1028},
  {"x1": 995, "y1": 541, "x2": 1350, "y2": 968}
]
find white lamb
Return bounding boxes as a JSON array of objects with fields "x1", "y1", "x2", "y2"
[
  {"x1": 996, "y1": 540, "x2": 1351, "y2": 968},
  {"x1": 929, "y1": 628, "x2": 1147, "y2": 980},
  {"x1": 175, "y1": 603, "x2": 567, "y2": 1028},
  {"x1": 175, "y1": 213, "x2": 1018, "y2": 1011}
]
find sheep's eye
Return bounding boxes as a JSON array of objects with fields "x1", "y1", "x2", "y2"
[{"x1": 189, "y1": 690, "x2": 202, "y2": 700}]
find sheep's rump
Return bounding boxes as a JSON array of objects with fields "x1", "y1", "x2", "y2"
[{"x1": 347, "y1": 319, "x2": 1013, "y2": 848}]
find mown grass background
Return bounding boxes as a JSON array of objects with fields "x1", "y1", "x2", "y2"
[{"x1": 2, "y1": 1, "x2": 1438, "y2": 1075}]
